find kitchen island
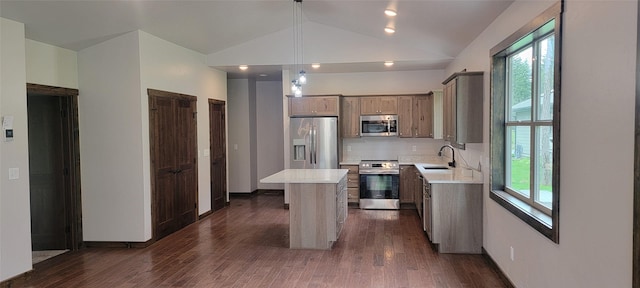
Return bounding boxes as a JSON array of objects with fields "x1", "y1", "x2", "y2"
[{"x1": 260, "y1": 169, "x2": 348, "y2": 250}]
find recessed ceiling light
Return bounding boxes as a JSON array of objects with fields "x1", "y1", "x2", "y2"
[
  {"x1": 384, "y1": 61, "x2": 394, "y2": 67},
  {"x1": 384, "y1": 9, "x2": 397, "y2": 17},
  {"x1": 259, "y1": 74, "x2": 268, "y2": 77},
  {"x1": 384, "y1": 27, "x2": 396, "y2": 34},
  {"x1": 311, "y1": 63, "x2": 321, "y2": 69},
  {"x1": 239, "y1": 65, "x2": 248, "y2": 70}
]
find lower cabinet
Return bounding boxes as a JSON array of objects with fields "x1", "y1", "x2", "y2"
[
  {"x1": 341, "y1": 165, "x2": 360, "y2": 203},
  {"x1": 428, "y1": 182, "x2": 483, "y2": 254},
  {"x1": 399, "y1": 165, "x2": 416, "y2": 204}
]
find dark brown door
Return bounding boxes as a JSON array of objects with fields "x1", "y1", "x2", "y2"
[
  {"x1": 28, "y1": 95, "x2": 68, "y2": 250},
  {"x1": 209, "y1": 100, "x2": 227, "y2": 211},
  {"x1": 149, "y1": 90, "x2": 197, "y2": 240}
]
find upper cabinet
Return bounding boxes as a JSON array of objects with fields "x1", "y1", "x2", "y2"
[
  {"x1": 442, "y1": 72, "x2": 483, "y2": 146},
  {"x1": 341, "y1": 97, "x2": 360, "y2": 138},
  {"x1": 360, "y1": 96, "x2": 398, "y2": 115},
  {"x1": 398, "y1": 94, "x2": 434, "y2": 138},
  {"x1": 289, "y1": 95, "x2": 340, "y2": 117}
]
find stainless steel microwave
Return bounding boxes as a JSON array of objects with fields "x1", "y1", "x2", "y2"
[{"x1": 360, "y1": 115, "x2": 398, "y2": 136}]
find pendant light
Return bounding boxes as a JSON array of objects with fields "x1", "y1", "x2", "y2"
[{"x1": 291, "y1": 0, "x2": 306, "y2": 97}]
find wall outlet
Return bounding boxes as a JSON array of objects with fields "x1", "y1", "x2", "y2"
[
  {"x1": 234, "y1": 144, "x2": 238, "y2": 150},
  {"x1": 347, "y1": 145, "x2": 351, "y2": 152},
  {"x1": 412, "y1": 145, "x2": 416, "y2": 152},
  {"x1": 510, "y1": 246, "x2": 514, "y2": 261}
]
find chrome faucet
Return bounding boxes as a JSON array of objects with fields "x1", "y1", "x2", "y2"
[{"x1": 438, "y1": 145, "x2": 456, "y2": 168}]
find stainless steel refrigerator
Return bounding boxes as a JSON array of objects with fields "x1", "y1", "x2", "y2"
[{"x1": 290, "y1": 117, "x2": 338, "y2": 169}]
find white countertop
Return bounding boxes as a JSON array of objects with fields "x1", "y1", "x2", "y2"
[
  {"x1": 415, "y1": 163, "x2": 484, "y2": 184},
  {"x1": 260, "y1": 169, "x2": 349, "y2": 184}
]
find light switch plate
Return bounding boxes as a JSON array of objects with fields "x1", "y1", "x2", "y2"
[
  {"x1": 204, "y1": 149, "x2": 210, "y2": 157},
  {"x1": 8, "y1": 168, "x2": 19, "y2": 180}
]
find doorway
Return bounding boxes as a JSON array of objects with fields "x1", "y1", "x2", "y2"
[
  {"x1": 26, "y1": 83, "x2": 82, "y2": 264},
  {"x1": 148, "y1": 89, "x2": 198, "y2": 240},
  {"x1": 209, "y1": 99, "x2": 227, "y2": 211}
]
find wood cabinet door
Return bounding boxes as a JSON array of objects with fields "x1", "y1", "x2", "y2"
[
  {"x1": 340, "y1": 97, "x2": 360, "y2": 137},
  {"x1": 289, "y1": 96, "x2": 339, "y2": 116},
  {"x1": 397, "y1": 96, "x2": 413, "y2": 137},
  {"x1": 399, "y1": 165, "x2": 415, "y2": 203},
  {"x1": 360, "y1": 96, "x2": 398, "y2": 115},
  {"x1": 289, "y1": 97, "x2": 311, "y2": 116},
  {"x1": 414, "y1": 95, "x2": 434, "y2": 138},
  {"x1": 312, "y1": 97, "x2": 339, "y2": 116},
  {"x1": 377, "y1": 96, "x2": 398, "y2": 114},
  {"x1": 359, "y1": 97, "x2": 378, "y2": 115}
]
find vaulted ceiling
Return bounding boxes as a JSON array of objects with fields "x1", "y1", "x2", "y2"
[{"x1": 0, "y1": 0, "x2": 513, "y2": 79}]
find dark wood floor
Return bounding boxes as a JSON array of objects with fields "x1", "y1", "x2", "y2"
[{"x1": 8, "y1": 193, "x2": 507, "y2": 288}]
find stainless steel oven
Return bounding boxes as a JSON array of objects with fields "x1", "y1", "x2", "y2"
[
  {"x1": 359, "y1": 160, "x2": 400, "y2": 209},
  {"x1": 360, "y1": 115, "x2": 398, "y2": 136}
]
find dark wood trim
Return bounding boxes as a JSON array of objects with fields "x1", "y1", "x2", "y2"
[
  {"x1": 0, "y1": 270, "x2": 34, "y2": 288},
  {"x1": 488, "y1": 1, "x2": 562, "y2": 244},
  {"x1": 489, "y1": 0, "x2": 564, "y2": 243},
  {"x1": 229, "y1": 190, "x2": 260, "y2": 198},
  {"x1": 490, "y1": 2, "x2": 562, "y2": 56},
  {"x1": 198, "y1": 210, "x2": 213, "y2": 220},
  {"x1": 633, "y1": 0, "x2": 640, "y2": 286},
  {"x1": 147, "y1": 88, "x2": 198, "y2": 100},
  {"x1": 26, "y1": 83, "x2": 78, "y2": 96},
  {"x1": 26, "y1": 83, "x2": 84, "y2": 251},
  {"x1": 229, "y1": 189, "x2": 283, "y2": 199},
  {"x1": 442, "y1": 71, "x2": 484, "y2": 85},
  {"x1": 84, "y1": 240, "x2": 154, "y2": 249},
  {"x1": 482, "y1": 248, "x2": 516, "y2": 288}
]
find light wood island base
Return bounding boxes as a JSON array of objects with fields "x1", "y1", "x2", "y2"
[{"x1": 260, "y1": 169, "x2": 348, "y2": 250}]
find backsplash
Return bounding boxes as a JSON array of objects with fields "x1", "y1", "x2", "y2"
[{"x1": 342, "y1": 137, "x2": 446, "y2": 161}]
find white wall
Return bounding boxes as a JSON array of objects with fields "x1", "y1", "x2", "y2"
[
  {"x1": 302, "y1": 70, "x2": 445, "y2": 96},
  {"x1": 0, "y1": 17, "x2": 32, "y2": 281},
  {"x1": 256, "y1": 81, "x2": 284, "y2": 190},
  {"x1": 78, "y1": 31, "x2": 146, "y2": 241},
  {"x1": 227, "y1": 79, "x2": 258, "y2": 193},
  {"x1": 445, "y1": 1, "x2": 636, "y2": 287},
  {"x1": 138, "y1": 31, "x2": 227, "y2": 219},
  {"x1": 25, "y1": 39, "x2": 78, "y2": 89}
]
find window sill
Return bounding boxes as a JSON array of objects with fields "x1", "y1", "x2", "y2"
[{"x1": 490, "y1": 190, "x2": 556, "y2": 242}]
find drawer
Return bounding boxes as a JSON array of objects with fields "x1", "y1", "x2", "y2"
[
  {"x1": 348, "y1": 187, "x2": 359, "y2": 200},
  {"x1": 341, "y1": 165, "x2": 359, "y2": 174},
  {"x1": 347, "y1": 174, "x2": 359, "y2": 188}
]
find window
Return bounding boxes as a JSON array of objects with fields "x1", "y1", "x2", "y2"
[{"x1": 490, "y1": 2, "x2": 562, "y2": 243}]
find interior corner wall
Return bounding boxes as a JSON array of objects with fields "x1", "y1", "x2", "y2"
[
  {"x1": 445, "y1": 1, "x2": 636, "y2": 287},
  {"x1": 227, "y1": 79, "x2": 254, "y2": 193},
  {"x1": 25, "y1": 39, "x2": 78, "y2": 89},
  {"x1": 0, "y1": 17, "x2": 33, "y2": 281},
  {"x1": 256, "y1": 81, "x2": 284, "y2": 190},
  {"x1": 78, "y1": 31, "x2": 147, "y2": 242}
]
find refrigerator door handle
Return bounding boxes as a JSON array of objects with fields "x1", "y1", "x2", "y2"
[
  {"x1": 312, "y1": 125, "x2": 317, "y2": 165},
  {"x1": 308, "y1": 128, "x2": 312, "y2": 165}
]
